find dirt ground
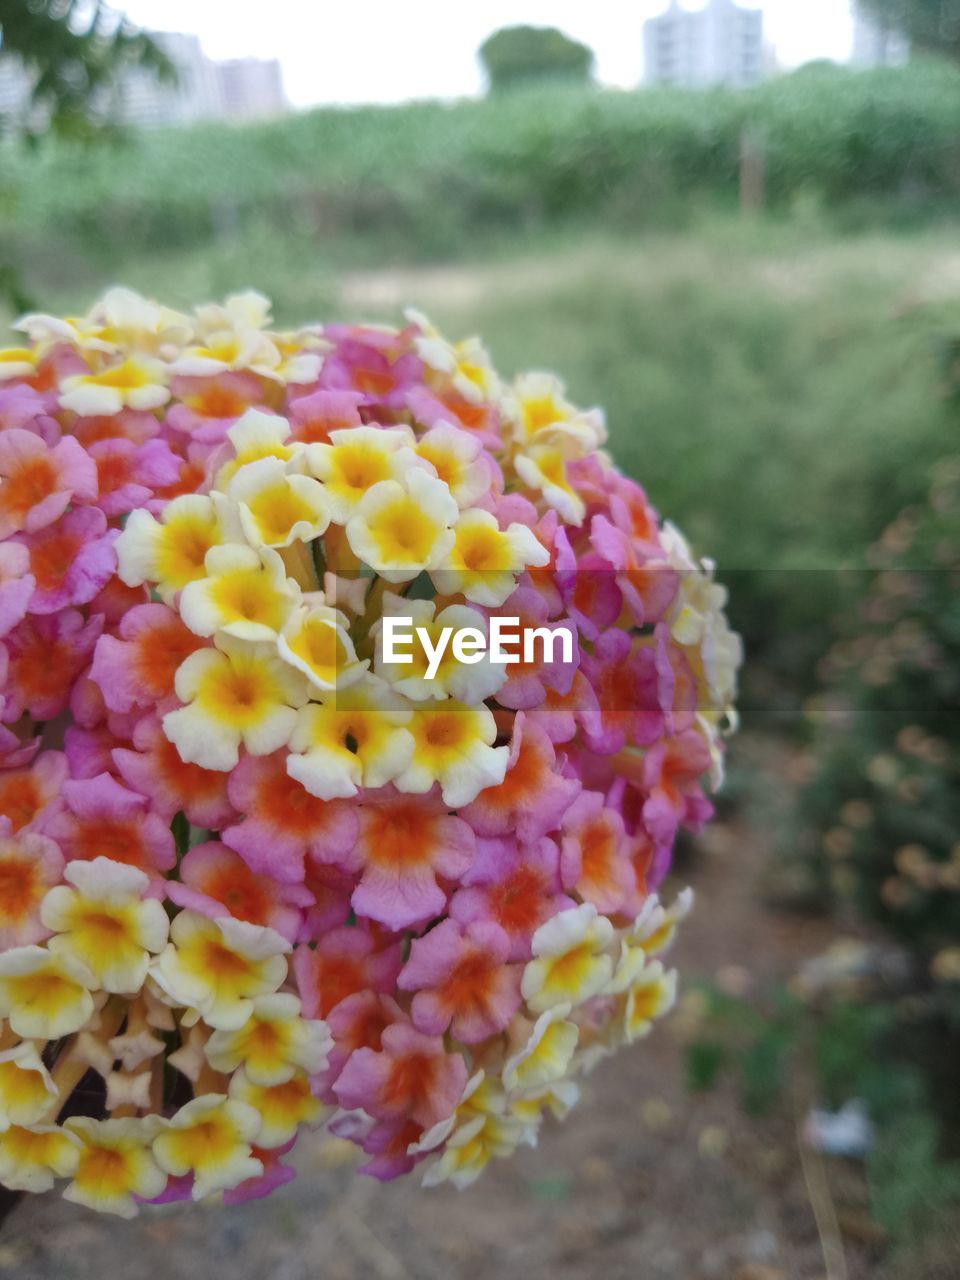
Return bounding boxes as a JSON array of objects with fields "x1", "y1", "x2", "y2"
[{"x1": 0, "y1": 738, "x2": 885, "y2": 1280}]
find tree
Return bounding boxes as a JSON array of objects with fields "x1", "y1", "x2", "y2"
[
  {"x1": 859, "y1": 0, "x2": 960, "y2": 60},
  {"x1": 479, "y1": 25, "x2": 594, "y2": 94},
  {"x1": 0, "y1": 2, "x2": 172, "y2": 310},
  {"x1": 0, "y1": 0, "x2": 173, "y2": 140}
]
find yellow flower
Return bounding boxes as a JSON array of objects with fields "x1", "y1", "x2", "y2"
[
  {"x1": 164, "y1": 634, "x2": 308, "y2": 772},
  {"x1": 619, "y1": 961, "x2": 678, "y2": 1045},
  {"x1": 277, "y1": 602, "x2": 366, "y2": 692},
  {"x1": 59, "y1": 356, "x2": 170, "y2": 416},
  {"x1": 521, "y1": 904, "x2": 614, "y2": 1015},
  {"x1": 407, "y1": 310, "x2": 501, "y2": 405},
  {"x1": 430, "y1": 507, "x2": 549, "y2": 606},
  {"x1": 0, "y1": 347, "x2": 39, "y2": 381},
  {"x1": 172, "y1": 291, "x2": 283, "y2": 380},
  {"x1": 373, "y1": 595, "x2": 506, "y2": 704},
  {"x1": 508, "y1": 1079, "x2": 580, "y2": 1124},
  {"x1": 345, "y1": 468, "x2": 458, "y2": 583},
  {"x1": 287, "y1": 674, "x2": 414, "y2": 800},
  {"x1": 228, "y1": 1068, "x2": 324, "y2": 1148},
  {"x1": 506, "y1": 371, "x2": 606, "y2": 450},
  {"x1": 115, "y1": 493, "x2": 222, "y2": 604},
  {"x1": 394, "y1": 701, "x2": 508, "y2": 808},
  {"x1": 305, "y1": 425, "x2": 422, "y2": 524},
  {"x1": 204, "y1": 992, "x2": 332, "y2": 1086},
  {"x1": 0, "y1": 1123, "x2": 81, "y2": 1193},
  {"x1": 502, "y1": 1005, "x2": 579, "y2": 1094},
  {"x1": 150, "y1": 912, "x2": 290, "y2": 1031},
  {"x1": 152, "y1": 1094, "x2": 262, "y2": 1200},
  {"x1": 40, "y1": 858, "x2": 169, "y2": 995},
  {"x1": 0, "y1": 946, "x2": 95, "y2": 1039},
  {"x1": 415, "y1": 422, "x2": 490, "y2": 507},
  {"x1": 225, "y1": 455, "x2": 330, "y2": 548},
  {"x1": 421, "y1": 1109, "x2": 533, "y2": 1190},
  {"x1": 214, "y1": 409, "x2": 303, "y2": 489},
  {"x1": 514, "y1": 436, "x2": 587, "y2": 526},
  {"x1": 178, "y1": 543, "x2": 301, "y2": 643},
  {"x1": 626, "y1": 887, "x2": 693, "y2": 956},
  {"x1": 63, "y1": 1116, "x2": 165, "y2": 1218},
  {"x1": 78, "y1": 286, "x2": 191, "y2": 358},
  {"x1": 0, "y1": 1043, "x2": 58, "y2": 1130}
]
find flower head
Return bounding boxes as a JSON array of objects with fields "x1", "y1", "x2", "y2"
[
  {"x1": 41, "y1": 857, "x2": 169, "y2": 993},
  {"x1": 151, "y1": 912, "x2": 290, "y2": 1030},
  {"x1": 0, "y1": 290, "x2": 739, "y2": 1211}
]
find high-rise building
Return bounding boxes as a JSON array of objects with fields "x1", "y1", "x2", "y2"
[
  {"x1": 217, "y1": 59, "x2": 287, "y2": 122},
  {"x1": 118, "y1": 33, "x2": 224, "y2": 130},
  {"x1": 0, "y1": 31, "x2": 287, "y2": 133},
  {"x1": 850, "y1": 2, "x2": 910, "y2": 67},
  {"x1": 643, "y1": 0, "x2": 766, "y2": 89}
]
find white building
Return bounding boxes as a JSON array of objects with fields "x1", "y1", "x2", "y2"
[
  {"x1": 118, "y1": 32, "x2": 224, "y2": 129},
  {"x1": 0, "y1": 30, "x2": 287, "y2": 132},
  {"x1": 217, "y1": 59, "x2": 287, "y2": 122},
  {"x1": 850, "y1": 2, "x2": 910, "y2": 67},
  {"x1": 644, "y1": 0, "x2": 766, "y2": 89}
]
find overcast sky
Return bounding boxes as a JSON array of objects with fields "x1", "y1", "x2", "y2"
[{"x1": 118, "y1": 1, "x2": 857, "y2": 108}]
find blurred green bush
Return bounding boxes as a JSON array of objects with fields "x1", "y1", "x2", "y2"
[
  {"x1": 4, "y1": 61, "x2": 960, "y2": 264},
  {"x1": 790, "y1": 456, "x2": 960, "y2": 970}
]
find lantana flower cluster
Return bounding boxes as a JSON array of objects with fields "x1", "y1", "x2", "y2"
[{"x1": 0, "y1": 287, "x2": 740, "y2": 1215}]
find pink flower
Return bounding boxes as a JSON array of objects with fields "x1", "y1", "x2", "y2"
[
  {"x1": 555, "y1": 540, "x2": 623, "y2": 642},
  {"x1": 112, "y1": 712, "x2": 235, "y2": 829},
  {"x1": 319, "y1": 338, "x2": 421, "y2": 411},
  {"x1": 406, "y1": 385, "x2": 501, "y2": 448},
  {"x1": 166, "y1": 841, "x2": 313, "y2": 942},
  {"x1": 528, "y1": 669, "x2": 602, "y2": 746},
  {"x1": 462, "y1": 714, "x2": 580, "y2": 846},
  {"x1": 90, "y1": 602, "x2": 205, "y2": 715},
  {"x1": 450, "y1": 835, "x2": 573, "y2": 961},
  {"x1": 317, "y1": 991, "x2": 403, "y2": 1101},
  {"x1": 589, "y1": 514, "x2": 678, "y2": 627},
  {"x1": 42, "y1": 772, "x2": 176, "y2": 886},
  {"x1": 300, "y1": 861, "x2": 354, "y2": 936},
  {"x1": 88, "y1": 437, "x2": 181, "y2": 517},
  {"x1": 221, "y1": 751, "x2": 358, "y2": 885},
  {"x1": 293, "y1": 926, "x2": 402, "y2": 1020},
  {"x1": 334, "y1": 1019, "x2": 468, "y2": 1130},
  {"x1": 16, "y1": 508, "x2": 117, "y2": 614},
  {"x1": 580, "y1": 630, "x2": 670, "y2": 754},
  {"x1": 399, "y1": 919, "x2": 522, "y2": 1043},
  {"x1": 70, "y1": 408, "x2": 160, "y2": 449},
  {"x1": 0, "y1": 816, "x2": 64, "y2": 948},
  {"x1": 0, "y1": 428, "x2": 97, "y2": 538},
  {"x1": 487, "y1": 583, "x2": 577, "y2": 711},
  {"x1": 355, "y1": 1117, "x2": 423, "y2": 1182},
  {"x1": 3, "y1": 609, "x2": 102, "y2": 722},
  {"x1": 86, "y1": 576, "x2": 150, "y2": 626},
  {"x1": 642, "y1": 730, "x2": 714, "y2": 844},
  {"x1": 166, "y1": 371, "x2": 266, "y2": 444},
  {"x1": 0, "y1": 543, "x2": 35, "y2": 638},
  {"x1": 287, "y1": 388, "x2": 364, "y2": 445},
  {"x1": 64, "y1": 723, "x2": 130, "y2": 779},
  {"x1": 559, "y1": 789, "x2": 636, "y2": 915},
  {"x1": 223, "y1": 1142, "x2": 297, "y2": 1204},
  {"x1": 344, "y1": 788, "x2": 474, "y2": 931},
  {"x1": 0, "y1": 384, "x2": 59, "y2": 432},
  {"x1": 0, "y1": 750, "x2": 67, "y2": 833}
]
